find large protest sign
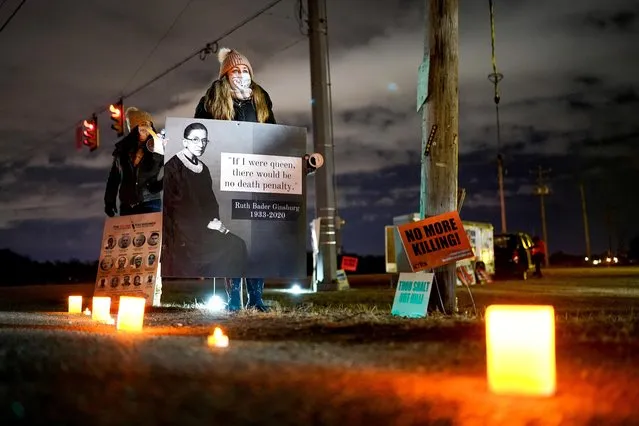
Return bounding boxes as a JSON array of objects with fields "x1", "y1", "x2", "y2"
[
  {"x1": 94, "y1": 212, "x2": 162, "y2": 305},
  {"x1": 161, "y1": 117, "x2": 307, "y2": 279},
  {"x1": 397, "y1": 211, "x2": 474, "y2": 272}
]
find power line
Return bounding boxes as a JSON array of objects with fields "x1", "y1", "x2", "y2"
[
  {"x1": 0, "y1": 0, "x2": 27, "y2": 35},
  {"x1": 47, "y1": 0, "x2": 285, "y2": 144},
  {"x1": 121, "y1": 0, "x2": 194, "y2": 94},
  {"x1": 123, "y1": 0, "x2": 284, "y2": 100},
  {"x1": 262, "y1": 36, "x2": 305, "y2": 61}
]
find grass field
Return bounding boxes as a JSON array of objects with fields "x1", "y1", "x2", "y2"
[
  {"x1": 1, "y1": 266, "x2": 637, "y2": 341},
  {"x1": 2, "y1": 266, "x2": 637, "y2": 313}
]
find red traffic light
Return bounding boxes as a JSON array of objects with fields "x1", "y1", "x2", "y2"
[
  {"x1": 109, "y1": 100, "x2": 124, "y2": 137},
  {"x1": 82, "y1": 115, "x2": 99, "y2": 152},
  {"x1": 109, "y1": 104, "x2": 122, "y2": 117}
]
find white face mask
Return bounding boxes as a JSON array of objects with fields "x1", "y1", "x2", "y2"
[{"x1": 231, "y1": 73, "x2": 251, "y2": 90}]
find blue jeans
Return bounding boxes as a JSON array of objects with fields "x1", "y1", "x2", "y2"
[
  {"x1": 229, "y1": 278, "x2": 264, "y2": 287},
  {"x1": 226, "y1": 277, "x2": 268, "y2": 311},
  {"x1": 120, "y1": 199, "x2": 162, "y2": 216}
]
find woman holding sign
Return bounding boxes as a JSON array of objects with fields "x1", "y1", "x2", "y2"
[
  {"x1": 104, "y1": 107, "x2": 164, "y2": 217},
  {"x1": 194, "y1": 47, "x2": 276, "y2": 312}
]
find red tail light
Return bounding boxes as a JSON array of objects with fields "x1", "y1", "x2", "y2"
[{"x1": 512, "y1": 250, "x2": 519, "y2": 263}]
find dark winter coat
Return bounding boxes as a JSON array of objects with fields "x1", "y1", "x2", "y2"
[
  {"x1": 104, "y1": 127, "x2": 164, "y2": 209},
  {"x1": 194, "y1": 83, "x2": 276, "y2": 124}
]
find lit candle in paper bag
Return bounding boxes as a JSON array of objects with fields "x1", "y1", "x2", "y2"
[
  {"x1": 485, "y1": 305, "x2": 556, "y2": 397},
  {"x1": 92, "y1": 297, "x2": 112, "y2": 322},
  {"x1": 68, "y1": 296, "x2": 82, "y2": 314},
  {"x1": 116, "y1": 296, "x2": 146, "y2": 332},
  {"x1": 207, "y1": 327, "x2": 229, "y2": 348}
]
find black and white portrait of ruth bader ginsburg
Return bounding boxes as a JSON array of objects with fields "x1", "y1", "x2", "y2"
[{"x1": 161, "y1": 122, "x2": 248, "y2": 278}]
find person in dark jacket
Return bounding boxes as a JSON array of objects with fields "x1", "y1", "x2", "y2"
[
  {"x1": 194, "y1": 49, "x2": 275, "y2": 125},
  {"x1": 194, "y1": 47, "x2": 277, "y2": 312},
  {"x1": 104, "y1": 107, "x2": 164, "y2": 216},
  {"x1": 532, "y1": 236, "x2": 546, "y2": 278}
]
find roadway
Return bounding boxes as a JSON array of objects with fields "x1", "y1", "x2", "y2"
[{"x1": 0, "y1": 267, "x2": 638, "y2": 425}]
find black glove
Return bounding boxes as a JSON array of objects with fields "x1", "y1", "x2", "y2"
[
  {"x1": 146, "y1": 178, "x2": 163, "y2": 194},
  {"x1": 105, "y1": 204, "x2": 117, "y2": 217}
]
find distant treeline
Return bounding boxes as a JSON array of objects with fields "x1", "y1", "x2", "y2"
[
  {"x1": 0, "y1": 249, "x2": 99, "y2": 286},
  {"x1": 0, "y1": 249, "x2": 388, "y2": 287},
  {"x1": 2, "y1": 241, "x2": 638, "y2": 287}
]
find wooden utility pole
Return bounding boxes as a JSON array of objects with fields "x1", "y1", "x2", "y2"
[
  {"x1": 307, "y1": 0, "x2": 339, "y2": 290},
  {"x1": 497, "y1": 154, "x2": 507, "y2": 233},
  {"x1": 605, "y1": 206, "x2": 615, "y2": 256},
  {"x1": 533, "y1": 165, "x2": 551, "y2": 267},
  {"x1": 579, "y1": 182, "x2": 591, "y2": 259},
  {"x1": 419, "y1": 0, "x2": 459, "y2": 314}
]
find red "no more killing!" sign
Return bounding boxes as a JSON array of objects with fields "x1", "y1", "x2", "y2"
[{"x1": 397, "y1": 211, "x2": 475, "y2": 272}]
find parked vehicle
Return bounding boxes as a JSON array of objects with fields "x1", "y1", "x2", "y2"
[{"x1": 493, "y1": 232, "x2": 535, "y2": 280}]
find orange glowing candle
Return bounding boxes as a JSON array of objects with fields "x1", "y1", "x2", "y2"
[
  {"x1": 92, "y1": 297, "x2": 112, "y2": 322},
  {"x1": 68, "y1": 296, "x2": 83, "y2": 314},
  {"x1": 485, "y1": 305, "x2": 556, "y2": 396},
  {"x1": 207, "y1": 327, "x2": 229, "y2": 348},
  {"x1": 116, "y1": 296, "x2": 146, "y2": 332}
]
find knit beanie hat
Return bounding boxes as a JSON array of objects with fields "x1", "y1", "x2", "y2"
[
  {"x1": 125, "y1": 107, "x2": 153, "y2": 131},
  {"x1": 218, "y1": 47, "x2": 253, "y2": 79}
]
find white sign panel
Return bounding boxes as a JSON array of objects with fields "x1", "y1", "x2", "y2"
[
  {"x1": 391, "y1": 272, "x2": 434, "y2": 318},
  {"x1": 219, "y1": 152, "x2": 303, "y2": 195},
  {"x1": 94, "y1": 212, "x2": 162, "y2": 306}
]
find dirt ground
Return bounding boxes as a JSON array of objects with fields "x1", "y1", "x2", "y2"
[{"x1": 0, "y1": 267, "x2": 638, "y2": 425}]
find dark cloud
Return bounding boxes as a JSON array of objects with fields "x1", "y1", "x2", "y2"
[
  {"x1": 0, "y1": 0, "x2": 637, "y2": 260},
  {"x1": 611, "y1": 88, "x2": 639, "y2": 105},
  {"x1": 16, "y1": 165, "x2": 106, "y2": 187},
  {"x1": 341, "y1": 106, "x2": 408, "y2": 129},
  {"x1": 574, "y1": 75, "x2": 603, "y2": 87},
  {"x1": 578, "y1": 131, "x2": 639, "y2": 149},
  {"x1": 585, "y1": 10, "x2": 638, "y2": 31},
  {"x1": 275, "y1": 111, "x2": 313, "y2": 131},
  {"x1": 567, "y1": 96, "x2": 595, "y2": 111}
]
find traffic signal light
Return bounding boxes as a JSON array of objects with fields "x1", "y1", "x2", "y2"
[
  {"x1": 82, "y1": 114, "x2": 99, "y2": 152},
  {"x1": 109, "y1": 99, "x2": 124, "y2": 137}
]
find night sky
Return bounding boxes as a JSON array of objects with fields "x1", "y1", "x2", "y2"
[{"x1": 0, "y1": 0, "x2": 637, "y2": 261}]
